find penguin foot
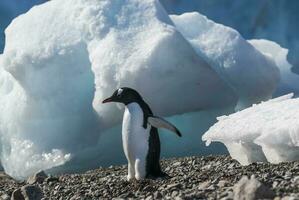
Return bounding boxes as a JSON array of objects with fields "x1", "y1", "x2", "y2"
[
  {"x1": 126, "y1": 175, "x2": 135, "y2": 182},
  {"x1": 135, "y1": 174, "x2": 146, "y2": 181},
  {"x1": 147, "y1": 172, "x2": 171, "y2": 180}
]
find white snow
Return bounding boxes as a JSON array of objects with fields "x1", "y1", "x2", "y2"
[
  {"x1": 202, "y1": 93, "x2": 299, "y2": 165},
  {"x1": 170, "y1": 12, "x2": 280, "y2": 110}
]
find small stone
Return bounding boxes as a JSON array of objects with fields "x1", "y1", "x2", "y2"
[
  {"x1": 145, "y1": 196, "x2": 152, "y2": 200},
  {"x1": 202, "y1": 164, "x2": 212, "y2": 170},
  {"x1": 218, "y1": 180, "x2": 228, "y2": 188},
  {"x1": 221, "y1": 191, "x2": 234, "y2": 200},
  {"x1": 233, "y1": 175, "x2": 275, "y2": 200},
  {"x1": 11, "y1": 189, "x2": 25, "y2": 200},
  {"x1": 154, "y1": 191, "x2": 162, "y2": 199},
  {"x1": 198, "y1": 181, "x2": 211, "y2": 190},
  {"x1": 0, "y1": 193, "x2": 10, "y2": 200},
  {"x1": 173, "y1": 162, "x2": 181, "y2": 166},
  {"x1": 27, "y1": 170, "x2": 48, "y2": 184},
  {"x1": 45, "y1": 176, "x2": 59, "y2": 183},
  {"x1": 70, "y1": 194, "x2": 82, "y2": 200},
  {"x1": 272, "y1": 181, "x2": 279, "y2": 188},
  {"x1": 228, "y1": 163, "x2": 235, "y2": 169},
  {"x1": 172, "y1": 191, "x2": 179, "y2": 197},
  {"x1": 293, "y1": 176, "x2": 299, "y2": 184},
  {"x1": 167, "y1": 183, "x2": 181, "y2": 190},
  {"x1": 21, "y1": 185, "x2": 43, "y2": 200},
  {"x1": 207, "y1": 185, "x2": 216, "y2": 191}
]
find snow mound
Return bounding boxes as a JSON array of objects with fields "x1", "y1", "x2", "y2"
[
  {"x1": 170, "y1": 12, "x2": 280, "y2": 110},
  {"x1": 0, "y1": 0, "x2": 236, "y2": 179},
  {"x1": 249, "y1": 39, "x2": 299, "y2": 95},
  {"x1": 202, "y1": 93, "x2": 299, "y2": 165}
]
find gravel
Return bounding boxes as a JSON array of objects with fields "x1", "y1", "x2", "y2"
[{"x1": 0, "y1": 155, "x2": 299, "y2": 199}]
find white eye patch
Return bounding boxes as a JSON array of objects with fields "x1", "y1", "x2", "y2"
[{"x1": 117, "y1": 88, "x2": 123, "y2": 96}]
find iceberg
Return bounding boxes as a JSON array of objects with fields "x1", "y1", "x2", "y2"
[
  {"x1": 202, "y1": 93, "x2": 299, "y2": 165},
  {"x1": 0, "y1": 0, "x2": 236, "y2": 179}
]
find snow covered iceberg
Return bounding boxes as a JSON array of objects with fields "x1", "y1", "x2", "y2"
[{"x1": 202, "y1": 93, "x2": 299, "y2": 165}]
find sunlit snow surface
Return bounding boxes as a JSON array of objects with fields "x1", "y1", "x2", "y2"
[
  {"x1": 0, "y1": 0, "x2": 294, "y2": 179},
  {"x1": 202, "y1": 93, "x2": 299, "y2": 165},
  {"x1": 170, "y1": 12, "x2": 280, "y2": 110}
]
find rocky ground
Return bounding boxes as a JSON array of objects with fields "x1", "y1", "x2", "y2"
[{"x1": 1, "y1": 155, "x2": 299, "y2": 200}]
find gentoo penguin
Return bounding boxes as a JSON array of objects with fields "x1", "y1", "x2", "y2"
[{"x1": 102, "y1": 87, "x2": 181, "y2": 180}]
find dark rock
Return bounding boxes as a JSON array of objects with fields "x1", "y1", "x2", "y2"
[
  {"x1": 27, "y1": 171, "x2": 48, "y2": 184},
  {"x1": 153, "y1": 191, "x2": 162, "y2": 199},
  {"x1": 11, "y1": 189, "x2": 24, "y2": 200},
  {"x1": 21, "y1": 185, "x2": 43, "y2": 200},
  {"x1": 233, "y1": 175, "x2": 275, "y2": 200},
  {"x1": 45, "y1": 176, "x2": 59, "y2": 183}
]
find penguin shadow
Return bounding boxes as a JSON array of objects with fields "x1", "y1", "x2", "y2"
[
  {"x1": 127, "y1": 176, "x2": 171, "y2": 192},
  {"x1": 125, "y1": 173, "x2": 172, "y2": 186}
]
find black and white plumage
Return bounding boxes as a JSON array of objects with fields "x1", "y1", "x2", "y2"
[{"x1": 102, "y1": 87, "x2": 181, "y2": 180}]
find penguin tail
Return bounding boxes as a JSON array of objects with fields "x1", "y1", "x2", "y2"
[{"x1": 147, "y1": 170, "x2": 170, "y2": 179}]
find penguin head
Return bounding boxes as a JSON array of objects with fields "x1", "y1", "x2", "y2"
[{"x1": 102, "y1": 87, "x2": 143, "y2": 105}]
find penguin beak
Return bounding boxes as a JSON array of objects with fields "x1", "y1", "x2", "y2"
[{"x1": 102, "y1": 97, "x2": 114, "y2": 104}]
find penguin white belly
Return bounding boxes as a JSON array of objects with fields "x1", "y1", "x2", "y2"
[{"x1": 122, "y1": 102, "x2": 150, "y2": 180}]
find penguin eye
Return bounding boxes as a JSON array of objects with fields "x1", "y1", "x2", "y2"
[{"x1": 117, "y1": 88, "x2": 124, "y2": 97}]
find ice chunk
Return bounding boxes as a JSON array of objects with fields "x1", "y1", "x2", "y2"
[
  {"x1": 0, "y1": 0, "x2": 236, "y2": 179},
  {"x1": 170, "y1": 12, "x2": 280, "y2": 110},
  {"x1": 202, "y1": 94, "x2": 299, "y2": 164}
]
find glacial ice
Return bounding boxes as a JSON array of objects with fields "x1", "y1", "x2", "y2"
[
  {"x1": 170, "y1": 12, "x2": 280, "y2": 110},
  {"x1": 0, "y1": 0, "x2": 292, "y2": 179},
  {"x1": 202, "y1": 93, "x2": 299, "y2": 165}
]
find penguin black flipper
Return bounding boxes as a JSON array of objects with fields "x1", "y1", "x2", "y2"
[{"x1": 147, "y1": 116, "x2": 182, "y2": 137}]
